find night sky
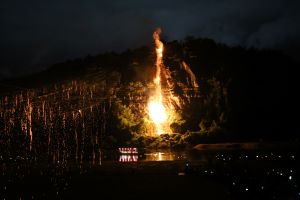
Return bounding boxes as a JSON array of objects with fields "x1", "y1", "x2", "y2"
[{"x1": 1, "y1": 0, "x2": 300, "y2": 78}]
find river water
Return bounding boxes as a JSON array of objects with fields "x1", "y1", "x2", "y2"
[
  {"x1": 1, "y1": 147, "x2": 299, "y2": 199},
  {"x1": 118, "y1": 149, "x2": 188, "y2": 162}
]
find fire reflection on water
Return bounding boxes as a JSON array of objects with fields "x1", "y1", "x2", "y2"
[
  {"x1": 145, "y1": 152, "x2": 178, "y2": 161},
  {"x1": 118, "y1": 150, "x2": 187, "y2": 162}
]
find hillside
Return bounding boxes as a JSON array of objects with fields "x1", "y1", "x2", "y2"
[{"x1": 0, "y1": 37, "x2": 299, "y2": 158}]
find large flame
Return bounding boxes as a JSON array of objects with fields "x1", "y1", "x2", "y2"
[
  {"x1": 148, "y1": 28, "x2": 169, "y2": 135},
  {"x1": 147, "y1": 28, "x2": 200, "y2": 135},
  {"x1": 148, "y1": 101, "x2": 167, "y2": 124}
]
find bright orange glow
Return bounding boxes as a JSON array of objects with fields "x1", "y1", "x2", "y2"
[
  {"x1": 148, "y1": 101, "x2": 167, "y2": 124},
  {"x1": 148, "y1": 28, "x2": 169, "y2": 135}
]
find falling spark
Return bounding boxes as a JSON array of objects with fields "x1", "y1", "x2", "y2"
[
  {"x1": 182, "y1": 61, "x2": 199, "y2": 89},
  {"x1": 26, "y1": 97, "x2": 33, "y2": 150}
]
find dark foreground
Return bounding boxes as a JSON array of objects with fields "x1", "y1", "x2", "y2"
[{"x1": 1, "y1": 149, "x2": 299, "y2": 199}]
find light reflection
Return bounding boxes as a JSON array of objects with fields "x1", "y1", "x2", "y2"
[
  {"x1": 158, "y1": 152, "x2": 162, "y2": 161},
  {"x1": 118, "y1": 147, "x2": 138, "y2": 154},
  {"x1": 144, "y1": 152, "x2": 181, "y2": 161},
  {"x1": 118, "y1": 155, "x2": 138, "y2": 162},
  {"x1": 1, "y1": 145, "x2": 299, "y2": 199}
]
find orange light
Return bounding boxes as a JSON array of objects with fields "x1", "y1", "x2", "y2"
[
  {"x1": 148, "y1": 28, "x2": 169, "y2": 135},
  {"x1": 148, "y1": 101, "x2": 167, "y2": 124}
]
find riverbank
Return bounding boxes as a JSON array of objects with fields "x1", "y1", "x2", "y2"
[{"x1": 193, "y1": 141, "x2": 300, "y2": 151}]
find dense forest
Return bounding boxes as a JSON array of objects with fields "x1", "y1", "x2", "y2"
[{"x1": 0, "y1": 37, "x2": 298, "y2": 161}]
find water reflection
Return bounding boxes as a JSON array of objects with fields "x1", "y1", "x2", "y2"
[
  {"x1": 119, "y1": 155, "x2": 138, "y2": 162},
  {"x1": 1, "y1": 148, "x2": 299, "y2": 199},
  {"x1": 145, "y1": 152, "x2": 175, "y2": 161},
  {"x1": 144, "y1": 150, "x2": 188, "y2": 161},
  {"x1": 117, "y1": 148, "x2": 187, "y2": 162}
]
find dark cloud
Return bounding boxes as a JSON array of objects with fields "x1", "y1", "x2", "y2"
[{"x1": 0, "y1": 0, "x2": 300, "y2": 78}]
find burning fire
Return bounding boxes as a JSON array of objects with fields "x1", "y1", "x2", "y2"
[
  {"x1": 148, "y1": 28, "x2": 170, "y2": 135},
  {"x1": 147, "y1": 28, "x2": 200, "y2": 135},
  {"x1": 148, "y1": 101, "x2": 167, "y2": 124}
]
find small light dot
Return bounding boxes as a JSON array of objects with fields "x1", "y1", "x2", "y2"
[{"x1": 245, "y1": 188, "x2": 248, "y2": 191}]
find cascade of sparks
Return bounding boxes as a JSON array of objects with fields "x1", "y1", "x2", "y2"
[
  {"x1": 148, "y1": 28, "x2": 169, "y2": 135},
  {"x1": 147, "y1": 28, "x2": 200, "y2": 135}
]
